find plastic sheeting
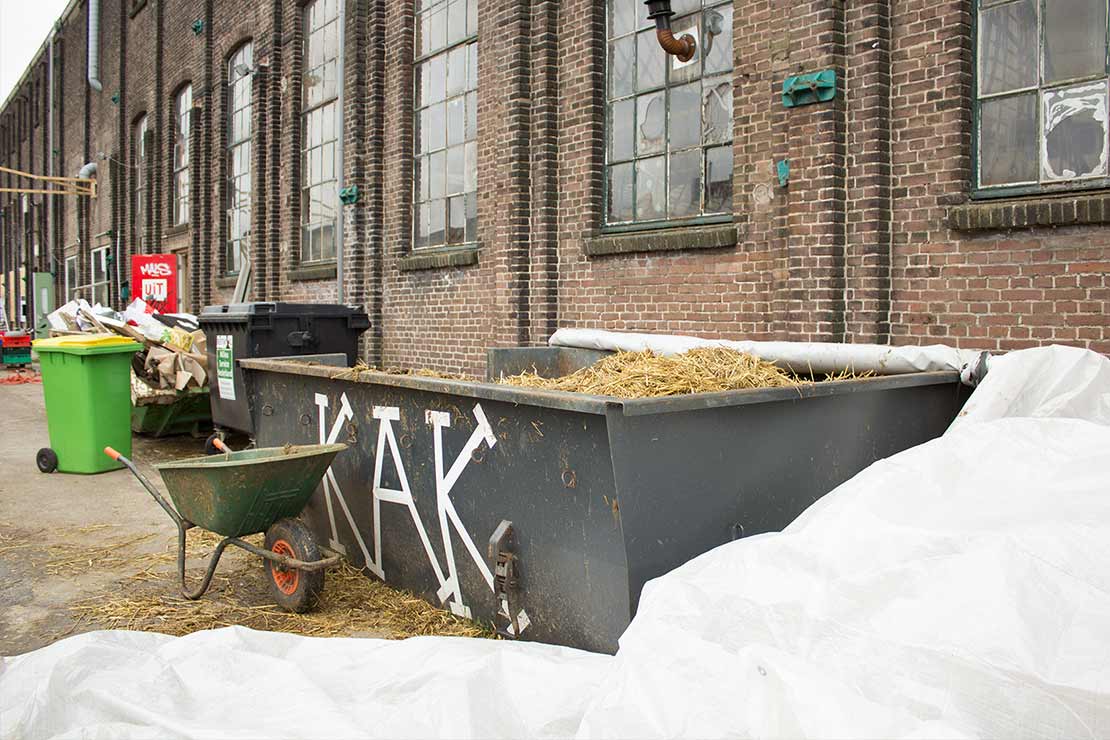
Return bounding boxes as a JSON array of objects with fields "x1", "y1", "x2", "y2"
[
  {"x1": 3, "y1": 345, "x2": 1109, "y2": 739},
  {"x1": 548, "y1": 328, "x2": 990, "y2": 381}
]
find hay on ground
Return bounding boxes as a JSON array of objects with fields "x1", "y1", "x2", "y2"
[{"x1": 71, "y1": 561, "x2": 490, "y2": 640}]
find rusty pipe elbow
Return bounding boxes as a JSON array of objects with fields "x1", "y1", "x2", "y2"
[{"x1": 656, "y1": 27, "x2": 696, "y2": 63}]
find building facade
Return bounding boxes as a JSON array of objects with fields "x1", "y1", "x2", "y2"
[{"x1": 1, "y1": 0, "x2": 1109, "y2": 374}]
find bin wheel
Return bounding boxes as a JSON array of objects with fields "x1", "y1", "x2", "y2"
[
  {"x1": 264, "y1": 518, "x2": 324, "y2": 613},
  {"x1": 204, "y1": 433, "x2": 224, "y2": 456},
  {"x1": 36, "y1": 448, "x2": 58, "y2": 474}
]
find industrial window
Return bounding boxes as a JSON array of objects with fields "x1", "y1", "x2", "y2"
[
  {"x1": 64, "y1": 255, "x2": 79, "y2": 300},
  {"x1": 413, "y1": 0, "x2": 478, "y2": 250},
  {"x1": 227, "y1": 42, "x2": 254, "y2": 275},
  {"x1": 976, "y1": 0, "x2": 1110, "y2": 194},
  {"x1": 90, "y1": 247, "x2": 110, "y2": 307},
  {"x1": 132, "y1": 115, "x2": 148, "y2": 254},
  {"x1": 172, "y1": 85, "x2": 192, "y2": 226},
  {"x1": 300, "y1": 0, "x2": 341, "y2": 264},
  {"x1": 605, "y1": 0, "x2": 734, "y2": 227}
]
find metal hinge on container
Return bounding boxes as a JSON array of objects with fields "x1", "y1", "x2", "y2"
[
  {"x1": 488, "y1": 519, "x2": 523, "y2": 639},
  {"x1": 782, "y1": 70, "x2": 837, "y2": 108}
]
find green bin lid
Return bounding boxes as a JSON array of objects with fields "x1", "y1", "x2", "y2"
[{"x1": 33, "y1": 334, "x2": 143, "y2": 356}]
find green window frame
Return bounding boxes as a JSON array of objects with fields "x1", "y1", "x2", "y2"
[
  {"x1": 300, "y1": 0, "x2": 341, "y2": 264},
  {"x1": 226, "y1": 42, "x2": 254, "y2": 276},
  {"x1": 974, "y1": 0, "x2": 1110, "y2": 198},
  {"x1": 604, "y1": 0, "x2": 734, "y2": 231},
  {"x1": 412, "y1": 0, "x2": 478, "y2": 251}
]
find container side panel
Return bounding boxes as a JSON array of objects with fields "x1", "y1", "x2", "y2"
[
  {"x1": 609, "y1": 382, "x2": 969, "y2": 613},
  {"x1": 248, "y1": 369, "x2": 630, "y2": 653}
]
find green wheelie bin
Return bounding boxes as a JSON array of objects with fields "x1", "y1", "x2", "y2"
[{"x1": 33, "y1": 334, "x2": 143, "y2": 474}]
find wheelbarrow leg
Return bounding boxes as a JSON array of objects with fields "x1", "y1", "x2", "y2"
[{"x1": 177, "y1": 524, "x2": 238, "y2": 601}]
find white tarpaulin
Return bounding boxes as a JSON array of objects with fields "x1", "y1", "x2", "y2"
[
  {"x1": 548, "y1": 328, "x2": 990, "y2": 381},
  {"x1": 3, "y1": 346, "x2": 1109, "y2": 739}
]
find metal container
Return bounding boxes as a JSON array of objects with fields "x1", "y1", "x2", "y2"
[
  {"x1": 241, "y1": 349, "x2": 968, "y2": 653},
  {"x1": 199, "y1": 303, "x2": 370, "y2": 436}
]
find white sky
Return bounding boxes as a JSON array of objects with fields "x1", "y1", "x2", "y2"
[{"x1": 0, "y1": 0, "x2": 71, "y2": 106}]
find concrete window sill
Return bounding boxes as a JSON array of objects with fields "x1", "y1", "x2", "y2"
[
  {"x1": 584, "y1": 224, "x2": 738, "y2": 257},
  {"x1": 398, "y1": 246, "x2": 479, "y2": 272},
  {"x1": 949, "y1": 192, "x2": 1110, "y2": 231},
  {"x1": 289, "y1": 263, "x2": 338, "y2": 282},
  {"x1": 215, "y1": 275, "x2": 239, "y2": 289}
]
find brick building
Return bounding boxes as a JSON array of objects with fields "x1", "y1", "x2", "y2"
[{"x1": 1, "y1": 0, "x2": 1109, "y2": 375}]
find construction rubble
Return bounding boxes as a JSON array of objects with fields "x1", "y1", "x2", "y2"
[{"x1": 46, "y1": 298, "x2": 208, "y2": 392}]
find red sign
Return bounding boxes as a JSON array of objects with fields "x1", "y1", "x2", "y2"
[{"x1": 131, "y1": 254, "x2": 178, "y2": 313}]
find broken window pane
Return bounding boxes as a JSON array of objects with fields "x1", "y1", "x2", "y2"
[
  {"x1": 703, "y1": 77, "x2": 731, "y2": 144},
  {"x1": 1042, "y1": 81, "x2": 1109, "y2": 181},
  {"x1": 979, "y1": 93, "x2": 1038, "y2": 186},
  {"x1": 669, "y1": 149, "x2": 701, "y2": 218},
  {"x1": 669, "y1": 13, "x2": 701, "y2": 84},
  {"x1": 1044, "y1": 0, "x2": 1108, "y2": 84},
  {"x1": 636, "y1": 92, "x2": 666, "y2": 155},
  {"x1": 703, "y1": 5, "x2": 732, "y2": 76},
  {"x1": 978, "y1": 0, "x2": 1037, "y2": 96}
]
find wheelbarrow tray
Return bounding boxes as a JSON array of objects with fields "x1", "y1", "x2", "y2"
[{"x1": 154, "y1": 444, "x2": 346, "y2": 538}]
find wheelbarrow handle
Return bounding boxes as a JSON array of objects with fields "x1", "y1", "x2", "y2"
[
  {"x1": 211, "y1": 437, "x2": 231, "y2": 454},
  {"x1": 104, "y1": 446, "x2": 185, "y2": 527}
]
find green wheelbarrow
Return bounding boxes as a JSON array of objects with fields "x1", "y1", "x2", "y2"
[{"x1": 104, "y1": 439, "x2": 347, "y2": 612}]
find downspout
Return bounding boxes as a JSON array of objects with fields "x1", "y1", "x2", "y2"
[
  {"x1": 335, "y1": 0, "x2": 346, "y2": 304},
  {"x1": 644, "y1": 1, "x2": 696, "y2": 62},
  {"x1": 47, "y1": 29, "x2": 56, "y2": 274},
  {"x1": 87, "y1": 0, "x2": 102, "y2": 92}
]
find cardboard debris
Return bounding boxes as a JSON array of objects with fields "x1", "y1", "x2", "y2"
[{"x1": 49, "y1": 298, "x2": 208, "y2": 392}]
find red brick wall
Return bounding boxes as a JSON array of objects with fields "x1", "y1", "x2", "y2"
[{"x1": 1, "y1": 0, "x2": 1108, "y2": 367}]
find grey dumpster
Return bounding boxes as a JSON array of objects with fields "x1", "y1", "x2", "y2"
[{"x1": 241, "y1": 349, "x2": 968, "y2": 653}]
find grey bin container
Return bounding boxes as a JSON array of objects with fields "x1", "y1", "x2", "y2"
[
  {"x1": 241, "y1": 347, "x2": 969, "y2": 653},
  {"x1": 199, "y1": 303, "x2": 370, "y2": 436}
]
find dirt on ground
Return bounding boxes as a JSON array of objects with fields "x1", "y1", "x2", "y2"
[{"x1": 0, "y1": 377, "x2": 487, "y2": 656}]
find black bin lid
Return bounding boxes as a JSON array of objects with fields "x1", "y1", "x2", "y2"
[{"x1": 200, "y1": 302, "x2": 367, "y2": 320}]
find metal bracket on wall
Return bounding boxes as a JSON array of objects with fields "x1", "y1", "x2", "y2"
[
  {"x1": 776, "y1": 160, "x2": 790, "y2": 188},
  {"x1": 339, "y1": 185, "x2": 360, "y2": 206},
  {"x1": 782, "y1": 70, "x2": 837, "y2": 108},
  {"x1": 488, "y1": 519, "x2": 521, "y2": 640}
]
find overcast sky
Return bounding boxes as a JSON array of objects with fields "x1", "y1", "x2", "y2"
[{"x1": 0, "y1": 0, "x2": 71, "y2": 105}]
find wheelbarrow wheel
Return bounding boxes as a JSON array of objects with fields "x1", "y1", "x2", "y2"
[
  {"x1": 36, "y1": 448, "x2": 58, "y2": 474},
  {"x1": 264, "y1": 518, "x2": 324, "y2": 613}
]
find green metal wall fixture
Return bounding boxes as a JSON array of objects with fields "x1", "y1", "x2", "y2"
[
  {"x1": 776, "y1": 160, "x2": 790, "y2": 188},
  {"x1": 782, "y1": 70, "x2": 837, "y2": 108},
  {"x1": 339, "y1": 185, "x2": 360, "y2": 205}
]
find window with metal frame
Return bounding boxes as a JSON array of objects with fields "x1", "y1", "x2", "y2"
[
  {"x1": 132, "y1": 115, "x2": 148, "y2": 254},
  {"x1": 605, "y1": 0, "x2": 733, "y2": 229},
  {"x1": 172, "y1": 85, "x2": 192, "y2": 226},
  {"x1": 413, "y1": 0, "x2": 478, "y2": 250},
  {"x1": 90, "y1": 247, "x2": 110, "y2": 307},
  {"x1": 300, "y1": 0, "x2": 341, "y2": 264},
  {"x1": 976, "y1": 0, "x2": 1110, "y2": 195},
  {"x1": 227, "y1": 43, "x2": 254, "y2": 275},
  {"x1": 64, "y1": 255, "x2": 79, "y2": 301}
]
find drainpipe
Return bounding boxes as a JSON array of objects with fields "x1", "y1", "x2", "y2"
[
  {"x1": 644, "y1": 0, "x2": 696, "y2": 62},
  {"x1": 78, "y1": 162, "x2": 98, "y2": 179},
  {"x1": 87, "y1": 0, "x2": 102, "y2": 92},
  {"x1": 335, "y1": 0, "x2": 346, "y2": 304},
  {"x1": 47, "y1": 28, "x2": 56, "y2": 274}
]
